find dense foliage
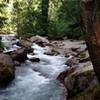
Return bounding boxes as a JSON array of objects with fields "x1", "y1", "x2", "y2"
[
  {"x1": 0, "y1": 0, "x2": 83, "y2": 39},
  {"x1": 0, "y1": 1, "x2": 8, "y2": 30}
]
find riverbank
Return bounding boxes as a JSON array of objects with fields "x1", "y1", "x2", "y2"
[{"x1": 0, "y1": 35, "x2": 99, "y2": 100}]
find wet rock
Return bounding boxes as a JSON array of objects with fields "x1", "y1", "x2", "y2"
[
  {"x1": 10, "y1": 48, "x2": 27, "y2": 62},
  {"x1": 0, "y1": 54, "x2": 15, "y2": 87},
  {"x1": 44, "y1": 52, "x2": 55, "y2": 56},
  {"x1": 14, "y1": 61, "x2": 21, "y2": 66},
  {"x1": 29, "y1": 57, "x2": 40, "y2": 62}
]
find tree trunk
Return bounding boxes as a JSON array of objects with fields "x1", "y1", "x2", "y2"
[
  {"x1": 41, "y1": 0, "x2": 49, "y2": 35},
  {"x1": 16, "y1": 1, "x2": 20, "y2": 38},
  {"x1": 80, "y1": 0, "x2": 100, "y2": 83}
]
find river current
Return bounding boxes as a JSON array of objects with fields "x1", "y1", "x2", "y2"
[{"x1": 0, "y1": 35, "x2": 68, "y2": 100}]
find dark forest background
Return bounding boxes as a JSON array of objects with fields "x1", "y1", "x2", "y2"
[{"x1": 0, "y1": 0, "x2": 83, "y2": 39}]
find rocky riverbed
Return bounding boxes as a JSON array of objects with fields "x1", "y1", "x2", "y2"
[{"x1": 0, "y1": 35, "x2": 99, "y2": 100}]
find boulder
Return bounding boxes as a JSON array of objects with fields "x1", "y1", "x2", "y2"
[
  {"x1": 44, "y1": 52, "x2": 55, "y2": 56},
  {"x1": 64, "y1": 66, "x2": 94, "y2": 97},
  {"x1": 17, "y1": 39, "x2": 33, "y2": 53},
  {"x1": 10, "y1": 48, "x2": 27, "y2": 62},
  {"x1": 30, "y1": 35, "x2": 49, "y2": 47},
  {"x1": 0, "y1": 54, "x2": 15, "y2": 87},
  {"x1": 64, "y1": 69, "x2": 96, "y2": 98},
  {"x1": 57, "y1": 60, "x2": 94, "y2": 98}
]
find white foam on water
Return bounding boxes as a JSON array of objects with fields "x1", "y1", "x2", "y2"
[
  {"x1": 28, "y1": 43, "x2": 69, "y2": 78},
  {"x1": 0, "y1": 41, "x2": 67, "y2": 100},
  {"x1": 1, "y1": 35, "x2": 20, "y2": 53},
  {"x1": 31, "y1": 43, "x2": 46, "y2": 54}
]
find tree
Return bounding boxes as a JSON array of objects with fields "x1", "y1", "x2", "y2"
[
  {"x1": 41, "y1": 0, "x2": 49, "y2": 35},
  {"x1": 80, "y1": 0, "x2": 100, "y2": 83},
  {"x1": 0, "y1": 1, "x2": 7, "y2": 30},
  {"x1": 57, "y1": 0, "x2": 83, "y2": 39},
  {"x1": 14, "y1": 0, "x2": 20, "y2": 36},
  {"x1": 12, "y1": 0, "x2": 42, "y2": 37}
]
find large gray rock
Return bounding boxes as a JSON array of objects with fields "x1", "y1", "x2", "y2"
[
  {"x1": 18, "y1": 39, "x2": 33, "y2": 53},
  {"x1": 30, "y1": 35, "x2": 49, "y2": 47},
  {"x1": 57, "y1": 60, "x2": 95, "y2": 98},
  {"x1": 30, "y1": 35, "x2": 49, "y2": 43},
  {"x1": 64, "y1": 69, "x2": 96, "y2": 98},
  {"x1": 0, "y1": 54, "x2": 15, "y2": 87},
  {"x1": 18, "y1": 39, "x2": 32, "y2": 47}
]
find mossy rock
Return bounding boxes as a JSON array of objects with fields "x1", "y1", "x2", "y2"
[
  {"x1": 65, "y1": 70, "x2": 98, "y2": 98},
  {"x1": 69, "y1": 84, "x2": 100, "y2": 100}
]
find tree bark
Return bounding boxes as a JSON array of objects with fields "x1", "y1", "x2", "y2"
[
  {"x1": 41, "y1": 0, "x2": 49, "y2": 35},
  {"x1": 80, "y1": 0, "x2": 100, "y2": 83}
]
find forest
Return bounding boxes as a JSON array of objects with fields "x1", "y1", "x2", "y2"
[
  {"x1": 0, "y1": 0, "x2": 100, "y2": 100},
  {"x1": 0, "y1": 0, "x2": 83, "y2": 39}
]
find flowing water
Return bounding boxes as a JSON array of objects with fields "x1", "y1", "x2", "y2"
[{"x1": 0, "y1": 35, "x2": 68, "y2": 100}]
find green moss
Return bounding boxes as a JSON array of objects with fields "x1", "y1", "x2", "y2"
[
  {"x1": 69, "y1": 84, "x2": 100, "y2": 100},
  {"x1": 79, "y1": 52, "x2": 86, "y2": 59},
  {"x1": 79, "y1": 70, "x2": 95, "y2": 77},
  {"x1": 71, "y1": 70, "x2": 95, "y2": 79}
]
